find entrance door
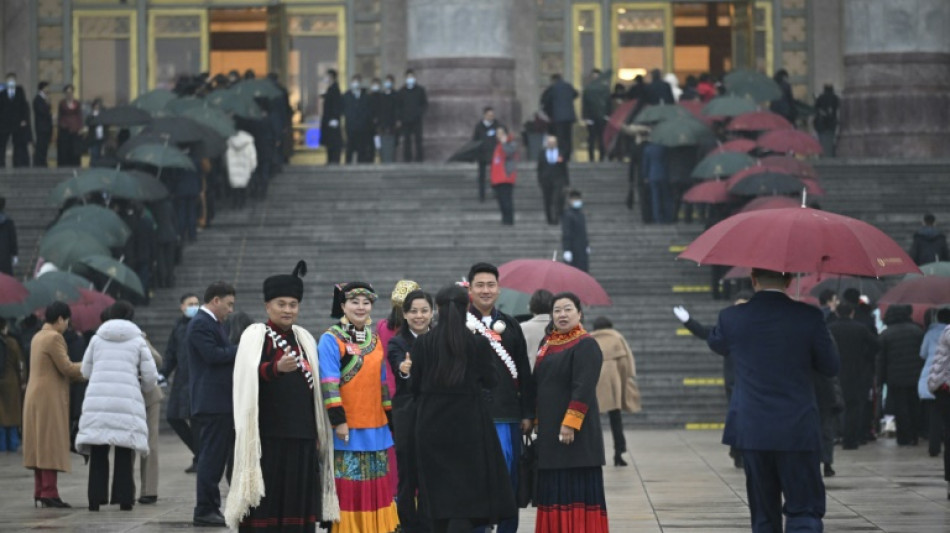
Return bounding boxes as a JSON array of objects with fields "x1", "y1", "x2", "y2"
[
  {"x1": 673, "y1": 3, "x2": 733, "y2": 80},
  {"x1": 209, "y1": 8, "x2": 268, "y2": 79}
]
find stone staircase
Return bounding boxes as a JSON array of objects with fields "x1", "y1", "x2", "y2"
[{"x1": 2, "y1": 158, "x2": 949, "y2": 428}]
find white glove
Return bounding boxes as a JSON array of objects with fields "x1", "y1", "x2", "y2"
[
  {"x1": 586, "y1": 246, "x2": 591, "y2": 255},
  {"x1": 373, "y1": 135, "x2": 382, "y2": 150},
  {"x1": 563, "y1": 251, "x2": 573, "y2": 263},
  {"x1": 328, "y1": 119, "x2": 339, "y2": 128},
  {"x1": 11, "y1": 256, "x2": 17, "y2": 266},
  {"x1": 584, "y1": 119, "x2": 594, "y2": 126},
  {"x1": 673, "y1": 306, "x2": 690, "y2": 323}
]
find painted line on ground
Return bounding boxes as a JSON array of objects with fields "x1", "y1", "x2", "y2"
[
  {"x1": 673, "y1": 285, "x2": 710, "y2": 293},
  {"x1": 685, "y1": 422, "x2": 725, "y2": 430},
  {"x1": 669, "y1": 245, "x2": 687, "y2": 253},
  {"x1": 683, "y1": 377, "x2": 725, "y2": 386}
]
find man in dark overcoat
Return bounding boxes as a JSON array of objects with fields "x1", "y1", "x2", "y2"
[
  {"x1": 398, "y1": 69, "x2": 428, "y2": 162},
  {"x1": 0, "y1": 196, "x2": 17, "y2": 275},
  {"x1": 342, "y1": 75, "x2": 374, "y2": 164},
  {"x1": 540, "y1": 73, "x2": 578, "y2": 161},
  {"x1": 32, "y1": 81, "x2": 53, "y2": 167},
  {"x1": 707, "y1": 268, "x2": 839, "y2": 533},
  {"x1": 537, "y1": 134, "x2": 568, "y2": 224},
  {"x1": 319, "y1": 69, "x2": 343, "y2": 165},
  {"x1": 828, "y1": 302, "x2": 879, "y2": 450},
  {"x1": 473, "y1": 107, "x2": 501, "y2": 202},
  {"x1": 561, "y1": 190, "x2": 589, "y2": 272},
  {"x1": 0, "y1": 72, "x2": 32, "y2": 168}
]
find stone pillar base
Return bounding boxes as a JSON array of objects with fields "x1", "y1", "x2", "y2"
[
  {"x1": 839, "y1": 52, "x2": 950, "y2": 158},
  {"x1": 407, "y1": 57, "x2": 519, "y2": 162}
]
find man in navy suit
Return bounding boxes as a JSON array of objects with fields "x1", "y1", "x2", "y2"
[
  {"x1": 188, "y1": 281, "x2": 237, "y2": 527},
  {"x1": 707, "y1": 268, "x2": 839, "y2": 533}
]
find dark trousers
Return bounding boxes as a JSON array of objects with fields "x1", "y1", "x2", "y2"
[
  {"x1": 566, "y1": 248, "x2": 589, "y2": 272},
  {"x1": 586, "y1": 119, "x2": 606, "y2": 162},
  {"x1": 155, "y1": 242, "x2": 177, "y2": 289},
  {"x1": 477, "y1": 161, "x2": 489, "y2": 201},
  {"x1": 402, "y1": 119, "x2": 423, "y2": 162},
  {"x1": 34, "y1": 130, "x2": 51, "y2": 167},
  {"x1": 608, "y1": 409, "x2": 626, "y2": 455},
  {"x1": 889, "y1": 385, "x2": 919, "y2": 445},
  {"x1": 650, "y1": 180, "x2": 674, "y2": 223},
  {"x1": 325, "y1": 141, "x2": 341, "y2": 165},
  {"x1": 934, "y1": 390, "x2": 950, "y2": 481},
  {"x1": 193, "y1": 413, "x2": 234, "y2": 516},
  {"x1": 345, "y1": 130, "x2": 372, "y2": 163},
  {"x1": 0, "y1": 130, "x2": 30, "y2": 167},
  {"x1": 433, "y1": 519, "x2": 473, "y2": 533},
  {"x1": 672, "y1": 182, "x2": 694, "y2": 223},
  {"x1": 539, "y1": 176, "x2": 567, "y2": 225},
  {"x1": 842, "y1": 390, "x2": 866, "y2": 449},
  {"x1": 493, "y1": 184, "x2": 514, "y2": 225},
  {"x1": 174, "y1": 195, "x2": 199, "y2": 242},
  {"x1": 88, "y1": 445, "x2": 134, "y2": 507},
  {"x1": 57, "y1": 129, "x2": 81, "y2": 167},
  {"x1": 921, "y1": 399, "x2": 944, "y2": 456},
  {"x1": 394, "y1": 401, "x2": 429, "y2": 533},
  {"x1": 168, "y1": 416, "x2": 197, "y2": 457},
  {"x1": 742, "y1": 449, "x2": 825, "y2": 533},
  {"x1": 551, "y1": 121, "x2": 573, "y2": 162},
  {"x1": 819, "y1": 411, "x2": 836, "y2": 466}
]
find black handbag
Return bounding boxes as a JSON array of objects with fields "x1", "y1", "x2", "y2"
[{"x1": 517, "y1": 435, "x2": 538, "y2": 508}]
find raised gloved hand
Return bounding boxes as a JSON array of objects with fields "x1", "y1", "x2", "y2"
[
  {"x1": 11, "y1": 256, "x2": 17, "y2": 266},
  {"x1": 328, "y1": 119, "x2": 339, "y2": 128},
  {"x1": 673, "y1": 305, "x2": 690, "y2": 323},
  {"x1": 563, "y1": 251, "x2": 573, "y2": 263}
]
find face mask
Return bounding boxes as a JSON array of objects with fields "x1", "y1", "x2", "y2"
[
  {"x1": 350, "y1": 81, "x2": 360, "y2": 91},
  {"x1": 383, "y1": 80, "x2": 393, "y2": 90},
  {"x1": 571, "y1": 200, "x2": 583, "y2": 209},
  {"x1": 6, "y1": 80, "x2": 14, "y2": 89},
  {"x1": 185, "y1": 305, "x2": 199, "y2": 318},
  {"x1": 406, "y1": 77, "x2": 416, "y2": 88},
  {"x1": 370, "y1": 84, "x2": 380, "y2": 92}
]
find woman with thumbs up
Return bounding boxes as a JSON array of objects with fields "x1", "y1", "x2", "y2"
[{"x1": 386, "y1": 289, "x2": 433, "y2": 532}]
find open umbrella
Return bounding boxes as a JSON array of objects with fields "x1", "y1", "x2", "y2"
[
  {"x1": 919, "y1": 262, "x2": 950, "y2": 277},
  {"x1": 739, "y1": 196, "x2": 803, "y2": 213},
  {"x1": 447, "y1": 140, "x2": 484, "y2": 163},
  {"x1": 879, "y1": 277, "x2": 950, "y2": 307},
  {"x1": 496, "y1": 288, "x2": 532, "y2": 317},
  {"x1": 124, "y1": 143, "x2": 196, "y2": 172},
  {"x1": 58, "y1": 205, "x2": 130, "y2": 235},
  {"x1": 132, "y1": 89, "x2": 177, "y2": 113},
  {"x1": 691, "y1": 151, "x2": 756, "y2": 178},
  {"x1": 498, "y1": 259, "x2": 611, "y2": 306},
  {"x1": 683, "y1": 180, "x2": 732, "y2": 204},
  {"x1": 709, "y1": 139, "x2": 757, "y2": 156},
  {"x1": 678, "y1": 207, "x2": 921, "y2": 278},
  {"x1": 759, "y1": 155, "x2": 817, "y2": 179},
  {"x1": 48, "y1": 168, "x2": 169, "y2": 205},
  {"x1": 634, "y1": 104, "x2": 691, "y2": 125},
  {"x1": 208, "y1": 88, "x2": 264, "y2": 119},
  {"x1": 233, "y1": 78, "x2": 283, "y2": 99},
  {"x1": 76, "y1": 255, "x2": 145, "y2": 297},
  {"x1": 603, "y1": 99, "x2": 637, "y2": 153},
  {"x1": 21, "y1": 278, "x2": 81, "y2": 310},
  {"x1": 703, "y1": 96, "x2": 758, "y2": 118},
  {"x1": 97, "y1": 105, "x2": 153, "y2": 128},
  {"x1": 70, "y1": 289, "x2": 116, "y2": 333},
  {"x1": 726, "y1": 111, "x2": 793, "y2": 132},
  {"x1": 185, "y1": 106, "x2": 236, "y2": 138},
  {"x1": 50, "y1": 207, "x2": 131, "y2": 248},
  {"x1": 39, "y1": 230, "x2": 110, "y2": 268},
  {"x1": 724, "y1": 69, "x2": 782, "y2": 102},
  {"x1": 37, "y1": 270, "x2": 94, "y2": 291},
  {"x1": 677, "y1": 100, "x2": 711, "y2": 125},
  {"x1": 757, "y1": 129, "x2": 823, "y2": 156},
  {"x1": 0, "y1": 272, "x2": 28, "y2": 305},
  {"x1": 165, "y1": 96, "x2": 207, "y2": 115},
  {"x1": 141, "y1": 116, "x2": 205, "y2": 144},
  {"x1": 649, "y1": 117, "x2": 714, "y2": 148},
  {"x1": 727, "y1": 170, "x2": 805, "y2": 196},
  {"x1": 803, "y1": 274, "x2": 887, "y2": 303}
]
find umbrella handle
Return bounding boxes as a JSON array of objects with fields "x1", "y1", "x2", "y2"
[{"x1": 801, "y1": 188, "x2": 807, "y2": 208}]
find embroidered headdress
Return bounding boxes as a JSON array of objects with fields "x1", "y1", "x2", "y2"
[
  {"x1": 330, "y1": 281, "x2": 378, "y2": 318},
  {"x1": 263, "y1": 260, "x2": 307, "y2": 302},
  {"x1": 390, "y1": 280, "x2": 421, "y2": 308}
]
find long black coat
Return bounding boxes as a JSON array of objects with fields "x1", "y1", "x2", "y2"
[
  {"x1": 535, "y1": 335, "x2": 605, "y2": 469},
  {"x1": 398, "y1": 85, "x2": 428, "y2": 124},
  {"x1": 342, "y1": 90, "x2": 373, "y2": 135},
  {"x1": 0, "y1": 87, "x2": 31, "y2": 137},
  {"x1": 828, "y1": 317, "x2": 879, "y2": 398},
  {"x1": 386, "y1": 326, "x2": 415, "y2": 406},
  {"x1": 320, "y1": 82, "x2": 343, "y2": 148},
  {"x1": 471, "y1": 310, "x2": 534, "y2": 422},
  {"x1": 561, "y1": 206, "x2": 589, "y2": 272},
  {"x1": 0, "y1": 212, "x2": 17, "y2": 275},
  {"x1": 473, "y1": 119, "x2": 501, "y2": 163},
  {"x1": 541, "y1": 80, "x2": 578, "y2": 123},
  {"x1": 33, "y1": 94, "x2": 52, "y2": 137},
  {"x1": 372, "y1": 90, "x2": 399, "y2": 134},
  {"x1": 163, "y1": 315, "x2": 192, "y2": 420},
  {"x1": 409, "y1": 330, "x2": 517, "y2": 524}
]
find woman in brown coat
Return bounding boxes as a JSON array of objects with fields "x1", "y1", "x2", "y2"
[
  {"x1": 0, "y1": 317, "x2": 26, "y2": 451},
  {"x1": 591, "y1": 316, "x2": 641, "y2": 466},
  {"x1": 22, "y1": 302, "x2": 84, "y2": 508},
  {"x1": 56, "y1": 84, "x2": 83, "y2": 167}
]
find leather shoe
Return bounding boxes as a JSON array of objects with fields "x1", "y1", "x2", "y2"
[
  {"x1": 194, "y1": 511, "x2": 226, "y2": 527},
  {"x1": 823, "y1": 464, "x2": 836, "y2": 477},
  {"x1": 185, "y1": 462, "x2": 198, "y2": 474},
  {"x1": 138, "y1": 496, "x2": 157, "y2": 504}
]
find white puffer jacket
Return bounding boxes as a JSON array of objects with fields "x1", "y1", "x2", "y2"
[
  {"x1": 226, "y1": 130, "x2": 258, "y2": 188},
  {"x1": 76, "y1": 319, "x2": 158, "y2": 456},
  {"x1": 928, "y1": 325, "x2": 950, "y2": 394}
]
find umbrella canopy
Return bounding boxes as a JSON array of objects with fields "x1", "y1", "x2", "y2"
[
  {"x1": 677, "y1": 100, "x2": 710, "y2": 124},
  {"x1": 446, "y1": 140, "x2": 484, "y2": 163},
  {"x1": 649, "y1": 117, "x2": 714, "y2": 148},
  {"x1": 97, "y1": 105, "x2": 153, "y2": 127},
  {"x1": 116, "y1": 133, "x2": 168, "y2": 159},
  {"x1": 709, "y1": 139, "x2": 757, "y2": 155},
  {"x1": 70, "y1": 288, "x2": 116, "y2": 333},
  {"x1": 39, "y1": 230, "x2": 111, "y2": 268},
  {"x1": 683, "y1": 180, "x2": 733, "y2": 204},
  {"x1": 141, "y1": 116, "x2": 206, "y2": 145},
  {"x1": 0, "y1": 272, "x2": 28, "y2": 305},
  {"x1": 495, "y1": 288, "x2": 532, "y2": 318},
  {"x1": 185, "y1": 106, "x2": 236, "y2": 138},
  {"x1": 48, "y1": 168, "x2": 169, "y2": 205},
  {"x1": 691, "y1": 151, "x2": 756, "y2": 178},
  {"x1": 759, "y1": 155, "x2": 817, "y2": 179},
  {"x1": 207, "y1": 88, "x2": 264, "y2": 119},
  {"x1": 22, "y1": 277, "x2": 82, "y2": 310},
  {"x1": 724, "y1": 69, "x2": 782, "y2": 102},
  {"x1": 757, "y1": 129, "x2": 823, "y2": 156},
  {"x1": 739, "y1": 196, "x2": 803, "y2": 213},
  {"x1": 165, "y1": 96, "x2": 207, "y2": 115},
  {"x1": 634, "y1": 104, "x2": 692, "y2": 125},
  {"x1": 803, "y1": 274, "x2": 887, "y2": 303},
  {"x1": 879, "y1": 277, "x2": 950, "y2": 308},
  {"x1": 76, "y1": 255, "x2": 145, "y2": 297},
  {"x1": 498, "y1": 259, "x2": 611, "y2": 306},
  {"x1": 678, "y1": 207, "x2": 921, "y2": 278},
  {"x1": 801, "y1": 178, "x2": 825, "y2": 197},
  {"x1": 132, "y1": 89, "x2": 177, "y2": 113},
  {"x1": 37, "y1": 270, "x2": 94, "y2": 291},
  {"x1": 603, "y1": 99, "x2": 638, "y2": 152},
  {"x1": 919, "y1": 262, "x2": 950, "y2": 277},
  {"x1": 727, "y1": 170, "x2": 805, "y2": 196},
  {"x1": 726, "y1": 111, "x2": 793, "y2": 132},
  {"x1": 124, "y1": 143, "x2": 196, "y2": 171},
  {"x1": 233, "y1": 78, "x2": 283, "y2": 99},
  {"x1": 51, "y1": 206, "x2": 131, "y2": 248},
  {"x1": 703, "y1": 96, "x2": 758, "y2": 118}
]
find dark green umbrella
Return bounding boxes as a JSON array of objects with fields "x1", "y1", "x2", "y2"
[
  {"x1": 496, "y1": 288, "x2": 532, "y2": 317},
  {"x1": 76, "y1": 255, "x2": 145, "y2": 297},
  {"x1": 165, "y1": 96, "x2": 206, "y2": 115},
  {"x1": 53, "y1": 205, "x2": 131, "y2": 247},
  {"x1": 39, "y1": 229, "x2": 111, "y2": 268},
  {"x1": 727, "y1": 171, "x2": 804, "y2": 196},
  {"x1": 691, "y1": 151, "x2": 756, "y2": 179},
  {"x1": 233, "y1": 78, "x2": 283, "y2": 99},
  {"x1": 116, "y1": 133, "x2": 168, "y2": 159},
  {"x1": 185, "y1": 106, "x2": 236, "y2": 138},
  {"x1": 132, "y1": 89, "x2": 177, "y2": 114},
  {"x1": 650, "y1": 117, "x2": 715, "y2": 148},
  {"x1": 124, "y1": 142, "x2": 196, "y2": 171},
  {"x1": 22, "y1": 277, "x2": 82, "y2": 309},
  {"x1": 98, "y1": 105, "x2": 153, "y2": 127},
  {"x1": 48, "y1": 168, "x2": 169, "y2": 205},
  {"x1": 702, "y1": 95, "x2": 758, "y2": 118},
  {"x1": 905, "y1": 261, "x2": 950, "y2": 280},
  {"x1": 141, "y1": 116, "x2": 205, "y2": 145},
  {"x1": 724, "y1": 69, "x2": 781, "y2": 103},
  {"x1": 36, "y1": 271, "x2": 94, "y2": 291},
  {"x1": 634, "y1": 104, "x2": 692, "y2": 125},
  {"x1": 208, "y1": 88, "x2": 264, "y2": 119}
]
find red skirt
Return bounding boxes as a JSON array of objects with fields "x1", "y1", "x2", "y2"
[{"x1": 535, "y1": 467, "x2": 608, "y2": 533}]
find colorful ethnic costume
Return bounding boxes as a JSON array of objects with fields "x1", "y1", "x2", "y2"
[
  {"x1": 534, "y1": 325, "x2": 609, "y2": 532},
  {"x1": 319, "y1": 283, "x2": 398, "y2": 533}
]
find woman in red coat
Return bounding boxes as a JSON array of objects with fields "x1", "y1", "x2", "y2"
[
  {"x1": 490, "y1": 126, "x2": 518, "y2": 226},
  {"x1": 56, "y1": 85, "x2": 83, "y2": 167}
]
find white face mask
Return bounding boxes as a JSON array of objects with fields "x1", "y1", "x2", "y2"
[
  {"x1": 406, "y1": 77, "x2": 416, "y2": 87},
  {"x1": 350, "y1": 81, "x2": 361, "y2": 91},
  {"x1": 571, "y1": 200, "x2": 583, "y2": 209},
  {"x1": 6, "y1": 80, "x2": 14, "y2": 90},
  {"x1": 383, "y1": 80, "x2": 393, "y2": 90},
  {"x1": 370, "y1": 84, "x2": 380, "y2": 92}
]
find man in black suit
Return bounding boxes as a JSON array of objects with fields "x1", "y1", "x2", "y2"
[
  {"x1": 319, "y1": 69, "x2": 343, "y2": 165},
  {"x1": 828, "y1": 302, "x2": 879, "y2": 450},
  {"x1": 0, "y1": 73, "x2": 32, "y2": 168},
  {"x1": 32, "y1": 81, "x2": 52, "y2": 167},
  {"x1": 473, "y1": 107, "x2": 501, "y2": 202},
  {"x1": 540, "y1": 73, "x2": 578, "y2": 161},
  {"x1": 537, "y1": 134, "x2": 569, "y2": 224},
  {"x1": 398, "y1": 69, "x2": 428, "y2": 162},
  {"x1": 707, "y1": 268, "x2": 839, "y2": 533},
  {"x1": 342, "y1": 75, "x2": 373, "y2": 164},
  {"x1": 188, "y1": 282, "x2": 237, "y2": 527},
  {"x1": 645, "y1": 69, "x2": 676, "y2": 105},
  {"x1": 561, "y1": 190, "x2": 589, "y2": 272}
]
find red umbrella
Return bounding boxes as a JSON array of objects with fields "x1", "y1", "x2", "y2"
[
  {"x1": 683, "y1": 180, "x2": 733, "y2": 204},
  {"x1": 740, "y1": 196, "x2": 802, "y2": 213},
  {"x1": 678, "y1": 207, "x2": 922, "y2": 277},
  {"x1": 0, "y1": 273, "x2": 28, "y2": 305},
  {"x1": 678, "y1": 100, "x2": 714, "y2": 126},
  {"x1": 879, "y1": 277, "x2": 950, "y2": 307},
  {"x1": 603, "y1": 99, "x2": 637, "y2": 153},
  {"x1": 759, "y1": 155, "x2": 817, "y2": 179},
  {"x1": 801, "y1": 178, "x2": 825, "y2": 197},
  {"x1": 498, "y1": 259, "x2": 611, "y2": 306},
  {"x1": 708, "y1": 138, "x2": 757, "y2": 156},
  {"x1": 757, "y1": 129, "x2": 823, "y2": 156},
  {"x1": 727, "y1": 111, "x2": 794, "y2": 132},
  {"x1": 724, "y1": 265, "x2": 751, "y2": 279},
  {"x1": 70, "y1": 288, "x2": 115, "y2": 333}
]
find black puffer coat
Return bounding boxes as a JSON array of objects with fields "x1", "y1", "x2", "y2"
[{"x1": 877, "y1": 305, "x2": 924, "y2": 388}]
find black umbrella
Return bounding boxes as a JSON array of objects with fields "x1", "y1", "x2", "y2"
[
  {"x1": 142, "y1": 116, "x2": 205, "y2": 144},
  {"x1": 447, "y1": 140, "x2": 484, "y2": 163},
  {"x1": 97, "y1": 105, "x2": 153, "y2": 127},
  {"x1": 727, "y1": 171, "x2": 804, "y2": 196}
]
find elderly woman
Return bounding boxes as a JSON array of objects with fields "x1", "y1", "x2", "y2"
[
  {"x1": 534, "y1": 292, "x2": 608, "y2": 532},
  {"x1": 75, "y1": 301, "x2": 158, "y2": 511},
  {"x1": 591, "y1": 316, "x2": 641, "y2": 466},
  {"x1": 22, "y1": 302, "x2": 84, "y2": 508},
  {"x1": 318, "y1": 282, "x2": 398, "y2": 532}
]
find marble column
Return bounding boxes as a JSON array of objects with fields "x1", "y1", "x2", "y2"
[
  {"x1": 1, "y1": 0, "x2": 34, "y2": 93},
  {"x1": 406, "y1": 0, "x2": 519, "y2": 162},
  {"x1": 838, "y1": 0, "x2": 950, "y2": 158}
]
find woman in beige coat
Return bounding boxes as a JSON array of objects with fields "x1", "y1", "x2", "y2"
[
  {"x1": 591, "y1": 316, "x2": 640, "y2": 466},
  {"x1": 22, "y1": 302, "x2": 84, "y2": 508}
]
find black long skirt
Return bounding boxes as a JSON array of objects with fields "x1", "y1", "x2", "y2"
[{"x1": 240, "y1": 437, "x2": 321, "y2": 533}]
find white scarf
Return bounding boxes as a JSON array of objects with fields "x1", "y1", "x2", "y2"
[{"x1": 225, "y1": 324, "x2": 340, "y2": 529}]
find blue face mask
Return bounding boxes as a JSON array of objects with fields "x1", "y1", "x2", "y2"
[
  {"x1": 571, "y1": 200, "x2": 583, "y2": 209},
  {"x1": 184, "y1": 305, "x2": 199, "y2": 318}
]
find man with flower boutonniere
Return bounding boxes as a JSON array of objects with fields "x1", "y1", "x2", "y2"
[{"x1": 465, "y1": 262, "x2": 535, "y2": 533}]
